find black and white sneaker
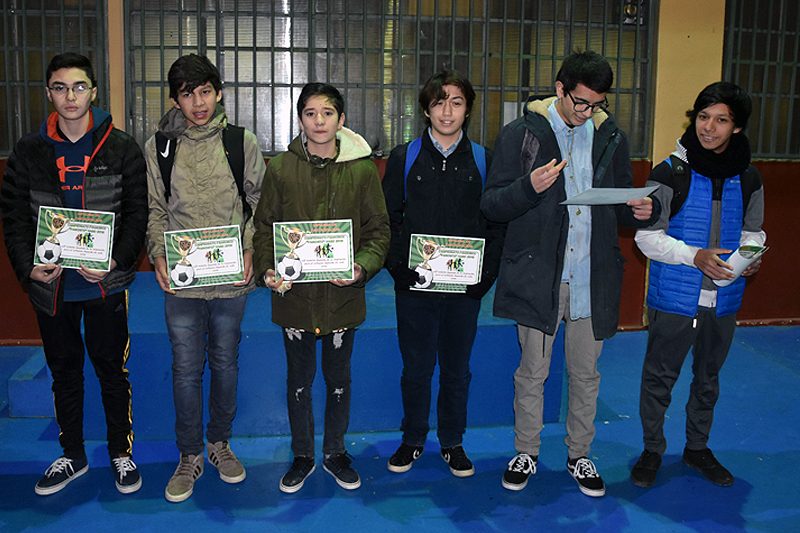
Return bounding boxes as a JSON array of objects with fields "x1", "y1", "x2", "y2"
[
  {"x1": 35, "y1": 456, "x2": 89, "y2": 496},
  {"x1": 387, "y1": 443, "x2": 423, "y2": 473},
  {"x1": 279, "y1": 456, "x2": 316, "y2": 494},
  {"x1": 112, "y1": 455, "x2": 142, "y2": 494},
  {"x1": 323, "y1": 452, "x2": 361, "y2": 490},
  {"x1": 440, "y1": 445, "x2": 475, "y2": 478},
  {"x1": 567, "y1": 456, "x2": 606, "y2": 497},
  {"x1": 502, "y1": 453, "x2": 537, "y2": 491}
]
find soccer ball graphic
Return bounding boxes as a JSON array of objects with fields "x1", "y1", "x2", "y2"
[
  {"x1": 170, "y1": 262, "x2": 196, "y2": 288},
  {"x1": 414, "y1": 265, "x2": 434, "y2": 289},
  {"x1": 37, "y1": 239, "x2": 62, "y2": 264},
  {"x1": 278, "y1": 255, "x2": 303, "y2": 281}
]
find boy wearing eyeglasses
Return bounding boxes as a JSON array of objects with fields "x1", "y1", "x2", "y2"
[
  {"x1": 1, "y1": 53, "x2": 148, "y2": 496},
  {"x1": 480, "y1": 50, "x2": 658, "y2": 497}
]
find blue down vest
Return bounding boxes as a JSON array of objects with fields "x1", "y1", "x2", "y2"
[{"x1": 647, "y1": 161, "x2": 745, "y2": 317}]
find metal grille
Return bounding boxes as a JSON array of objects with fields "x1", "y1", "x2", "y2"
[
  {"x1": 0, "y1": 0, "x2": 108, "y2": 156},
  {"x1": 724, "y1": 0, "x2": 800, "y2": 159},
  {"x1": 126, "y1": 0, "x2": 654, "y2": 157}
]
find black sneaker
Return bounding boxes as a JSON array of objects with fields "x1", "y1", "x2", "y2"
[
  {"x1": 323, "y1": 453, "x2": 361, "y2": 490},
  {"x1": 631, "y1": 450, "x2": 662, "y2": 488},
  {"x1": 279, "y1": 456, "x2": 315, "y2": 494},
  {"x1": 567, "y1": 456, "x2": 606, "y2": 497},
  {"x1": 35, "y1": 455, "x2": 89, "y2": 496},
  {"x1": 112, "y1": 454, "x2": 142, "y2": 494},
  {"x1": 440, "y1": 445, "x2": 475, "y2": 478},
  {"x1": 387, "y1": 443, "x2": 423, "y2": 473},
  {"x1": 502, "y1": 453, "x2": 537, "y2": 491},
  {"x1": 683, "y1": 447, "x2": 734, "y2": 486}
]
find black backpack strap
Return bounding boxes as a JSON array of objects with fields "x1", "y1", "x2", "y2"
[
  {"x1": 668, "y1": 154, "x2": 690, "y2": 217},
  {"x1": 155, "y1": 132, "x2": 176, "y2": 202},
  {"x1": 222, "y1": 125, "x2": 250, "y2": 222}
]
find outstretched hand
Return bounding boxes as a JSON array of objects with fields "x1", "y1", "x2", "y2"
[{"x1": 627, "y1": 196, "x2": 653, "y2": 220}]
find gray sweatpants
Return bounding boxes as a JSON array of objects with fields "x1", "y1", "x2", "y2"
[
  {"x1": 639, "y1": 307, "x2": 736, "y2": 455},
  {"x1": 514, "y1": 283, "x2": 603, "y2": 459}
]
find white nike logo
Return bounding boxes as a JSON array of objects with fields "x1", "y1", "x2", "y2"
[{"x1": 159, "y1": 139, "x2": 171, "y2": 158}]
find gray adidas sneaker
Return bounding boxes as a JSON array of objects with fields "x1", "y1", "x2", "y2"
[
  {"x1": 207, "y1": 441, "x2": 246, "y2": 483},
  {"x1": 165, "y1": 453, "x2": 204, "y2": 503}
]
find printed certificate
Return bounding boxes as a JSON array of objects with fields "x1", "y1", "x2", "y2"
[
  {"x1": 272, "y1": 219, "x2": 354, "y2": 282},
  {"x1": 34, "y1": 206, "x2": 115, "y2": 271},
  {"x1": 164, "y1": 225, "x2": 244, "y2": 290},
  {"x1": 408, "y1": 233, "x2": 485, "y2": 293}
]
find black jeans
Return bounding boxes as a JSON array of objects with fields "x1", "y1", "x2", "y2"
[
  {"x1": 395, "y1": 290, "x2": 480, "y2": 448},
  {"x1": 639, "y1": 307, "x2": 737, "y2": 455},
  {"x1": 283, "y1": 328, "x2": 355, "y2": 457},
  {"x1": 36, "y1": 291, "x2": 134, "y2": 459}
]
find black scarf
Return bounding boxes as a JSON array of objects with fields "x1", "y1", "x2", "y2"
[{"x1": 680, "y1": 125, "x2": 751, "y2": 179}]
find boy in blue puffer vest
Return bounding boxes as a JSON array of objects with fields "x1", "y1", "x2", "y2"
[{"x1": 632, "y1": 82, "x2": 766, "y2": 489}]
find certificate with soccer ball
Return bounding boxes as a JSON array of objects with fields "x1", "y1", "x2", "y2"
[
  {"x1": 34, "y1": 206, "x2": 115, "y2": 271},
  {"x1": 272, "y1": 219, "x2": 354, "y2": 282},
  {"x1": 408, "y1": 234, "x2": 485, "y2": 293},
  {"x1": 164, "y1": 225, "x2": 244, "y2": 290}
]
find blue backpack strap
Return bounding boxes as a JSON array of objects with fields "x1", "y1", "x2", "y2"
[
  {"x1": 470, "y1": 141, "x2": 487, "y2": 186},
  {"x1": 403, "y1": 137, "x2": 422, "y2": 199}
]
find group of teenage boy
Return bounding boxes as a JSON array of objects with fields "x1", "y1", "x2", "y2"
[{"x1": 0, "y1": 48, "x2": 764, "y2": 503}]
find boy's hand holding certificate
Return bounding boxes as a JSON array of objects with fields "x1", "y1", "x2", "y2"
[{"x1": 713, "y1": 242, "x2": 768, "y2": 287}]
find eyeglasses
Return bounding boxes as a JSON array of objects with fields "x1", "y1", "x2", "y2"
[
  {"x1": 565, "y1": 91, "x2": 609, "y2": 113},
  {"x1": 47, "y1": 82, "x2": 92, "y2": 96}
]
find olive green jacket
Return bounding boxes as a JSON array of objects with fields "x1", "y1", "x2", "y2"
[{"x1": 253, "y1": 127, "x2": 390, "y2": 334}]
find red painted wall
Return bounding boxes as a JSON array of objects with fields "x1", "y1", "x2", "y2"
[{"x1": 1, "y1": 157, "x2": 797, "y2": 344}]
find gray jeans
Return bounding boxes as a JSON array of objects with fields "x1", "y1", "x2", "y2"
[{"x1": 514, "y1": 283, "x2": 603, "y2": 459}]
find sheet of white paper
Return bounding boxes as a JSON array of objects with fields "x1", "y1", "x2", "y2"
[{"x1": 560, "y1": 185, "x2": 660, "y2": 205}]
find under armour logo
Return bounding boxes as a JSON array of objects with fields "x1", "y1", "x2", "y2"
[
  {"x1": 159, "y1": 139, "x2": 171, "y2": 158},
  {"x1": 56, "y1": 156, "x2": 90, "y2": 183}
]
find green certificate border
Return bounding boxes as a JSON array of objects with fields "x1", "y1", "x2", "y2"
[
  {"x1": 34, "y1": 206, "x2": 115, "y2": 271},
  {"x1": 164, "y1": 225, "x2": 244, "y2": 290},
  {"x1": 408, "y1": 233, "x2": 486, "y2": 293},
  {"x1": 273, "y1": 219, "x2": 354, "y2": 282}
]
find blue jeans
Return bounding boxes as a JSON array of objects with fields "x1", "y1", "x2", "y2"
[
  {"x1": 395, "y1": 290, "x2": 480, "y2": 448},
  {"x1": 165, "y1": 294, "x2": 247, "y2": 455}
]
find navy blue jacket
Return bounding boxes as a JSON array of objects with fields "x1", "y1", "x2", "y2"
[{"x1": 480, "y1": 97, "x2": 658, "y2": 339}]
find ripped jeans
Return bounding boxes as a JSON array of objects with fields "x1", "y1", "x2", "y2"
[{"x1": 283, "y1": 328, "x2": 355, "y2": 457}]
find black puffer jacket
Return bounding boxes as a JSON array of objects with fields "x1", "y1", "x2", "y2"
[
  {"x1": 1, "y1": 112, "x2": 148, "y2": 316},
  {"x1": 481, "y1": 97, "x2": 659, "y2": 339}
]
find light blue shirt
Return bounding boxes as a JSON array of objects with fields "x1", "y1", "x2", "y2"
[
  {"x1": 428, "y1": 127, "x2": 463, "y2": 158},
  {"x1": 547, "y1": 101, "x2": 593, "y2": 319}
]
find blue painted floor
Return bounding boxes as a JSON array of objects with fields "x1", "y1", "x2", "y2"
[{"x1": 0, "y1": 324, "x2": 798, "y2": 531}]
